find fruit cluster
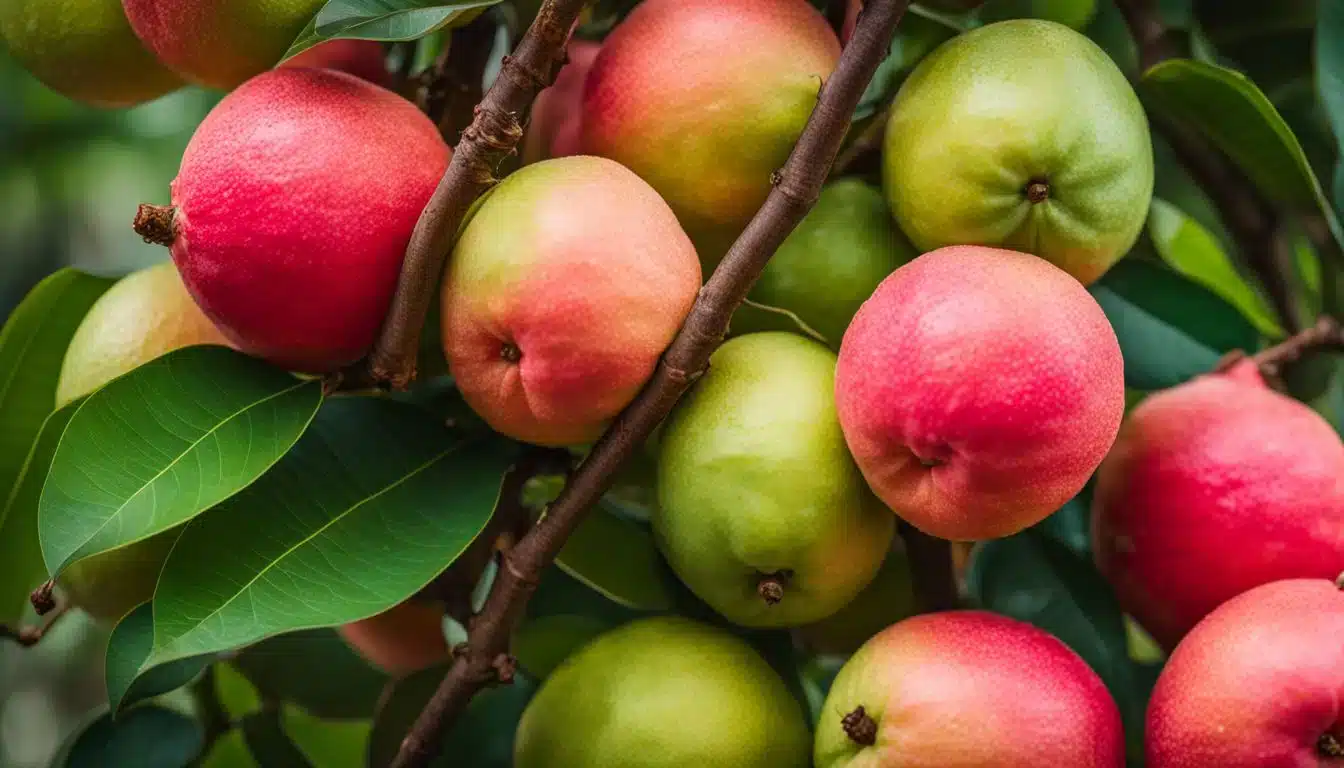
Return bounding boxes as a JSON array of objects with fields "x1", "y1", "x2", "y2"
[{"x1": 5, "y1": 0, "x2": 1342, "y2": 766}]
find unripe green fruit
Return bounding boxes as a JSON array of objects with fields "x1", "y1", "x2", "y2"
[
  {"x1": 738, "y1": 180, "x2": 916, "y2": 348},
  {"x1": 122, "y1": 0, "x2": 327, "y2": 90},
  {"x1": 514, "y1": 617, "x2": 811, "y2": 768},
  {"x1": 54, "y1": 261, "x2": 231, "y2": 622},
  {"x1": 0, "y1": 0, "x2": 182, "y2": 107},
  {"x1": 883, "y1": 19, "x2": 1152, "y2": 284},
  {"x1": 798, "y1": 548, "x2": 918, "y2": 655},
  {"x1": 655, "y1": 333, "x2": 894, "y2": 628}
]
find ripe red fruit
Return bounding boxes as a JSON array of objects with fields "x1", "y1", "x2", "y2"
[
  {"x1": 1092, "y1": 359, "x2": 1344, "y2": 649},
  {"x1": 1146, "y1": 578, "x2": 1344, "y2": 767},
  {"x1": 338, "y1": 600, "x2": 450, "y2": 676},
  {"x1": 282, "y1": 40, "x2": 390, "y2": 87},
  {"x1": 835, "y1": 245, "x2": 1124, "y2": 540},
  {"x1": 815, "y1": 611, "x2": 1125, "y2": 767},
  {"x1": 138, "y1": 68, "x2": 449, "y2": 373},
  {"x1": 523, "y1": 41, "x2": 601, "y2": 164},
  {"x1": 441, "y1": 156, "x2": 701, "y2": 446},
  {"x1": 580, "y1": 0, "x2": 841, "y2": 264}
]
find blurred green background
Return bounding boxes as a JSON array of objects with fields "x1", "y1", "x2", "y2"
[{"x1": 0, "y1": 48, "x2": 218, "y2": 768}]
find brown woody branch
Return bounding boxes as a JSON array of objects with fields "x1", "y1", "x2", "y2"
[
  {"x1": 1113, "y1": 0, "x2": 1300, "y2": 333},
  {"x1": 364, "y1": 0, "x2": 589, "y2": 390},
  {"x1": 0, "y1": 599, "x2": 71, "y2": 647},
  {"x1": 389, "y1": 2, "x2": 914, "y2": 765},
  {"x1": 1217, "y1": 315, "x2": 1344, "y2": 380}
]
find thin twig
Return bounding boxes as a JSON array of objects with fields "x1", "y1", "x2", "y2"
[
  {"x1": 364, "y1": 0, "x2": 589, "y2": 390},
  {"x1": 388, "y1": 3, "x2": 913, "y2": 765},
  {"x1": 1217, "y1": 315, "x2": 1344, "y2": 381},
  {"x1": 0, "y1": 600, "x2": 71, "y2": 647},
  {"x1": 898, "y1": 522, "x2": 960, "y2": 612},
  {"x1": 1113, "y1": 0, "x2": 1300, "y2": 333}
]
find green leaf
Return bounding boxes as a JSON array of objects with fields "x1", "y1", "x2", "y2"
[
  {"x1": 281, "y1": 704, "x2": 370, "y2": 768},
  {"x1": 1090, "y1": 258, "x2": 1260, "y2": 390},
  {"x1": 968, "y1": 532, "x2": 1148, "y2": 759},
  {"x1": 367, "y1": 665, "x2": 536, "y2": 768},
  {"x1": 286, "y1": 0, "x2": 502, "y2": 59},
  {"x1": 105, "y1": 603, "x2": 215, "y2": 715},
  {"x1": 0, "y1": 269, "x2": 113, "y2": 505},
  {"x1": 513, "y1": 613, "x2": 613, "y2": 680},
  {"x1": 199, "y1": 729, "x2": 257, "y2": 768},
  {"x1": 241, "y1": 710, "x2": 313, "y2": 767},
  {"x1": 39, "y1": 346, "x2": 323, "y2": 576},
  {"x1": 1147, "y1": 198, "x2": 1284, "y2": 336},
  {"x1": 231, "y1": 629, "x2": 388, "y2": 720},
  {"x1": 553, "y1": 502, "x2": 677, "y2": 612},
  {"x1": 0, "y1": 405, "x2": 76, "y2": 625},
  {"x1": 62, "y1": 705, "x2": 204, "y2": 768},
  {"x1": 215, "y1": 664, "x2": 264, "y2": 722},
  {"x1": 854, "y1": 12, "x2": 960, "y2": 120},
  {"x1": 148, "y1": 398, "x2": 515, "y2": 665},
  {"x1": 1034, "y1": 492, "x2": 1091, "y2": 558}
]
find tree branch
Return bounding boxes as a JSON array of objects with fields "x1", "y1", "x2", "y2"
[
  {"x1": 1113, "y1": 0, "x2": 1300, "y2": 333},
  {"x1": 364, "y1": 0, "x2": 589, "y2": 390},
  {"x1": 1218, "y1": 315, "x2": 1344, "y2": 380},
  {"x1": 897, "y1": 522, "x2": 960, "y2": 612},
  {"x1": 388, "y1": 3, "x2": 913, "y2": 765},
  {"x1": 0, "y1": 599, "x2": 71, "y2": 647}
]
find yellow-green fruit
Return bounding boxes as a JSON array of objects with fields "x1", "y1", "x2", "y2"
[
  {"x1": 0, "y1": 0, "x2": 182, "y2": 107},
  {"x1": 737, "y1": 180, "x2": 916, "y2": 348},
  {"x1": 56, "y1": 260, "x2": 231, "y2": 408},
  {"x1": 654, "y1": 333, "x2": 894, "y2": 628},
  {"x1": 514, "y1": 616, "x2": 811, "y2": 768},
  {"x1": 55, "y1": 260, "x2": 229, "y2": 622},
  {"x1": 798, "y1": 547, "x2": 918, "y2": 655},
  {"x1": 883, "y1": 19, "x2": 1152, "y2": 284},
  {"x1": 979, "y1": 0, "x2": 1098, "y2": 28}
]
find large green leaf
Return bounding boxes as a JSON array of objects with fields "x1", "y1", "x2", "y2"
[
  {"x1": 147, "y1": 398, "x2": 515, "y2": 666},
  {"x1": 105, "y1": 603, "x2": 215, "y2": 715},
  {"x1": 39, "y1": 346, "x2": 323, "y2": 576},
  {"x1": 367, "y1": 664, "x2": 536, "y2": 768},
  {"x1": 0, "y1": 405, "x2": 76, "y2": 625},
  {"x1": 968, "y1": 532, "x2": 1148, "y2": 759},
  {"x1": 1318, "y1": 2, "x2": 1344, "y2": 197},
  {"x1": 281, "y1": 704, "x2": 370, "y2": 768},
  {"x1": 1090, "y1": 258, "x2": 1260, "y2": 390},
  {"x1": 60, "y1": 706, "x2": 204, "y2": 768},
  {"x1": 0, "y1": 269, "x2": 113, "y2": 504},
  {"x1": 553, "y1": 502, "x2": 678, "y2": 612},
  {"x1": 1147, "y1": 198, "x2": 1283, "y2": 336},
  {"x1": 285, "y1": 0, "x2": 502, "y2": 59},
  {"x1": 231, "y1": 629, "x2": 388, "y2": 720}
]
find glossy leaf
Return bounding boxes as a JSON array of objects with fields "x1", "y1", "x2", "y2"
[
  {"x1": 367, "y1": 664, "x2": 536, "y2": 768},
  {"x1": 1034, "y1": 492, "x2": 1091, "y2": 558},
  {"x1": 199, "y1": 729, "x2": 257, "y2": 768},
  {"x1": 286, "y1": 0, "x2": 502, "y2": 59},
  {"x1": 1147, "y1": 198, "x2": 1283, "y2": 336},
  {"x1": 147, "y1": 398, "x2": 515, "y2": 666},
  {"x1": 105, "y1": 603, "x2": 214, "y2": 715},
  {"x1": 281, "y1": 704, "x2": 370, "y2": 768},
  {"x1": 0, "y1": 405, "x2": 76, "y2": 625},
  {"x1": 39, "y1": 346, "x2": 322, "y2": 576},
  {"x1": 553, "y1": 503, "x2": 678, "y2": 612},
  {"x1": 232, "y1": 629, "x2": 387, "y2": 720},
  {"x1": 1090, "y1": 258, "x2": 1260, "y2": 390},
  {"x1": 62, "y1": 706, "x2": 204, "y2": 768},
  {"x1": 0, "y1": 269, "x2": 113, "y2": 506}
]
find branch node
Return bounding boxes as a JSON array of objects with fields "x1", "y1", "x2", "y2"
[
  {"x1": 491, "y1": 654, "x2": 517, "y2": 685},
  {"x1": 30, "y1": 582, "x2": 55, "y2": 616},
  {"x1": 133, "y1": 204, "x2": 178, "y2": 247},
  {"x1": 841, "y1": 706, "x2": 878, "y2": 746}
]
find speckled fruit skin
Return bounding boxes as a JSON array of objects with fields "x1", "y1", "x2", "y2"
[
  {"x1": 580, "y1": 0, "x2": 840, "y2": 266},
  {"x1": 165, "y1": 68, "x2": 449, "y2": 374},
  {"x1": 0, "y1": 0, "x2": 181, "y2": 107},
  {"x1": 655, "y1": 333, "x2": 894, "y2": 628},
  {"x1": 282, "y1": 40, "x2": 390, "y2": 87},
  {"x1": 737, "y1": 180, "x2": 917, "y2": 348},
  {"x1": 1092, "y1": 359, "x2": 1344, "y2": 650},
  {"x1": 337, "y1": 600, "x2": 449, "y2": 676},
  {"x1": 835, "y1": 245, "x2": 1124, "y2": 541},
  {"x1": 56, "y1": 261, "x2": 230, "y2": 408},
  {"x1": 514, "y1": 616, "x2": 811, "y2": 768},
  {"x1": 441, "y1": 156, "x2": 700, "y2": 447},
  {"x1": 122, "y1": 0, "x2": 326, "y2": 90},
  {"x1": 816, "y1": 611, "x2": 1125, "y2": 768},
  {"x1": 883, "y1": 20, "x2": 1152, "y2": 284},
  {"x1": 1146, "y1": 579, "x2": 1344, "y2": 768},
  {"x1": 523, "y1": 41, "x2": 600, "y2": 165}
]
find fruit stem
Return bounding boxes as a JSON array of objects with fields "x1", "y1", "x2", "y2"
[
  {"x1": 841, "y1": 706, "x2": 878, "y2": 746},
  {"x1": 29, "y1": 581, "x2": 55, "y2": 616},
  {"x1": 757, "y1": 572, "x2": 789, "y2": 605},
  {"x1": 1336, "y1": 572, "x2": 1344, "y2": 591},
  {"x1": 1024, "y1": 179, "x2": 1050, "y2": 204},
  {"x1": 1219, "y1": 316, "x2": 1344, "y2": 381},
  {"x1": 1319, "y1": 731, "x2": 1343, "y2": 758},
  {"x1": 133, "y1": 204, "x2": 179, "y2": 247}
]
